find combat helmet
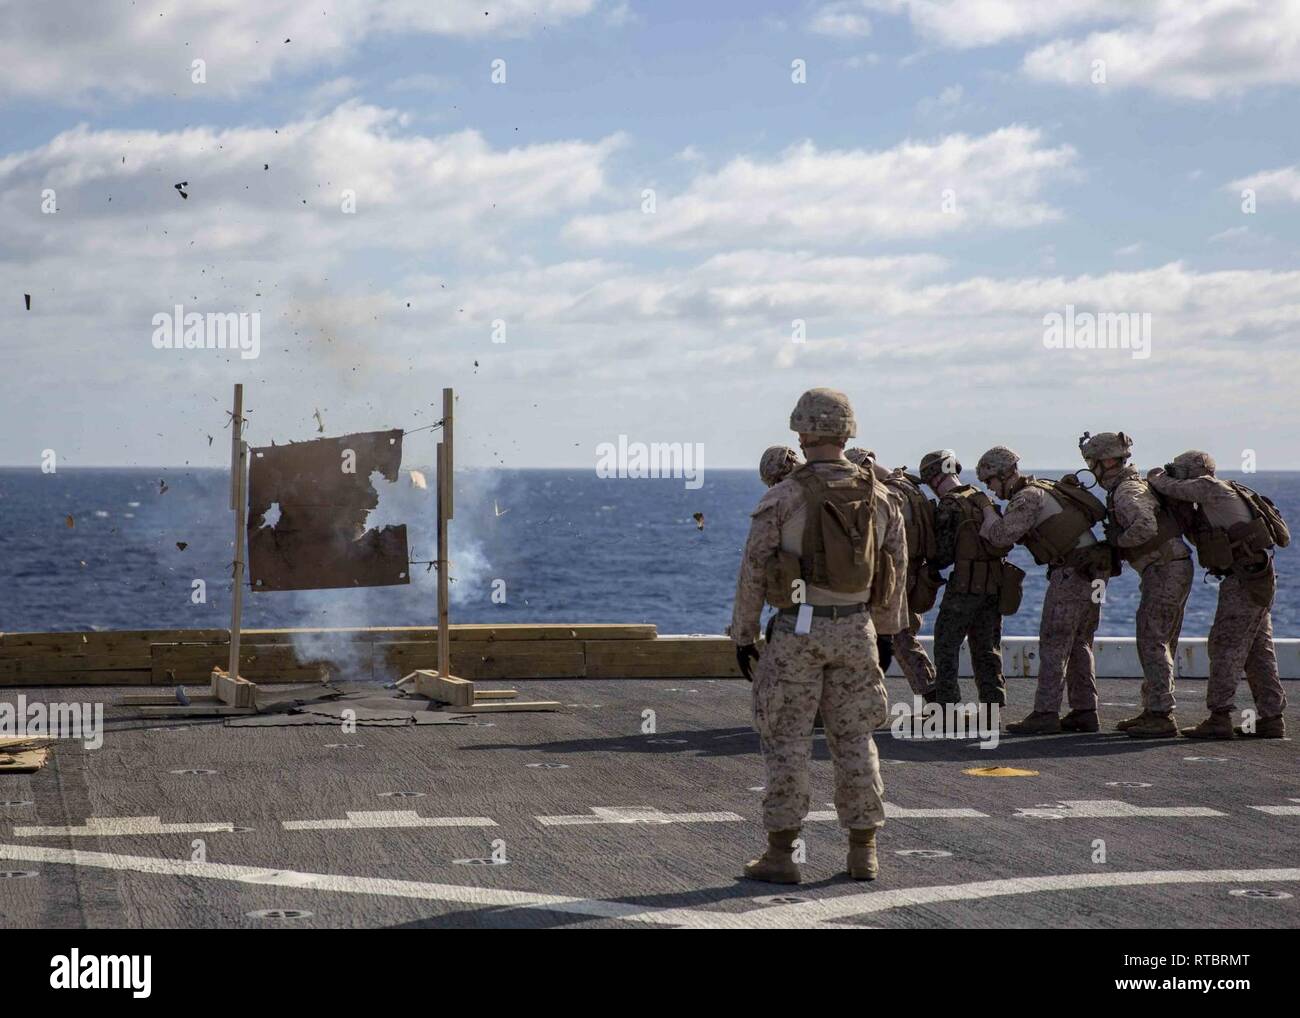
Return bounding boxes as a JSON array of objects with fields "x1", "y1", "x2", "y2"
[
  {"x1": 1168, "y1": 450, "x2": 1216, "y2": 479},
  {"x1": 918, "y1": 449, "x2": 961, "y2": 485},
  {"x1": 976, "y1": 445, "x2": 1020, "y2": 483},
  {"x1": 1078, "y1": 431, "x2": 1133, "y2": 465},
  {"x1": 790, "y1": 388, "x2": 856, "y2": 438},
  {"x1": 759, "y1": 445, "x2": 800, "y2": 487},
  {"x1": 844, "y1": 447, "x2": 875, "y2": 467}
]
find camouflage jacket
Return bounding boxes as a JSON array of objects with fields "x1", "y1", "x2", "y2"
[
  {"x1": 728, "y1": 459, "x2": 909, "y2": 644},
  {"x1": 1106, "y1": 466, "x2": 1190, "y2": 571},
  {"x1": 979, "y1": 477, "x2": 1047, "y2": 547}
]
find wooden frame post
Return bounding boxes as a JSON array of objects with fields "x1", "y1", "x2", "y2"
[
  {"x1": 436, "y1": 387, "x2": 454, "y2": 678},
  {"x1": 228, "y1": 384, "x2": 248, "y2": 679}
]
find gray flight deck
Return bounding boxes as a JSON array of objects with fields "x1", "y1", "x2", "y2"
[{"x1": 1, "y1": 677, "x2": 1297, "y2": 929}]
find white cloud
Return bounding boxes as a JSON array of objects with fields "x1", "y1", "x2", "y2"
[
  {"x1": 0, "y1": 0, "x2": 602, "y2": 101},
  {"x1": 565, "y1": 127, "x2": 1077, "y2": 248},
  {"x1": 862, "y1": 0, "x2": 1300, "y2": 99},
  {"x1": 808, "y1": 3, "x2": 874, "y2": 38},
  {"x1": 1230, "y1": 165, "x2": 1300, "y2": 204},
  {"x1": 858, "y1": 0, "x2": 1131, "y2": 48},
  {"x1": 0, "y1": 102, "x2": 624, "y2": 265}
]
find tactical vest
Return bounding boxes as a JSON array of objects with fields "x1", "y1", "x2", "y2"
[
  {"x1": 883, "y1": 471, "x2": 938, "y2": 568},
  {"x1": 1105, "y1": 481, "x2": 1184, "y2": 565},
  {"x1": 791, "y1": 463, "x2": 879, "y2": 596},
  {"x1": 1181, "y1": 481, "x2": 1286, "y2": 575},
  {"x1": 945, "y1": 486, "x2": 1011, "y2": 595},
  {"x1": 1020, "y1": 477, "x2": 1105, "y2": 566}
]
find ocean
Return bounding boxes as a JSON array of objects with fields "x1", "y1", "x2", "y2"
[{"x1": 1, "y1": 467, "x2": 1297, "y2": 638}]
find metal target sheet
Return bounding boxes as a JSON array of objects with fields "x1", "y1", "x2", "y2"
[{"x1": 247, "y1": 429, "x2": 410, "y2": 591}]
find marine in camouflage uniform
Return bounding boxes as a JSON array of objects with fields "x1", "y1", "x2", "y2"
[
  {"x1": 1149, "y1": 451, "x2": 1288, "y2": 740},
  {"x1": 975, "y1": 446, "x2": 1109, "y2": 735},
  {"x1": 847, "y1": 447, "x2": 937, "y2": 700},
  {"x1": 759, "y1": 445, "x2": 801, "y2": 488},
  {"x1": 1082, "y1": 432, "x2": 1193, "y2": 739},
  {"x1": 922, "y1": 450, "x2": 1011, "y2": 708},
  {"x1": 730, "y1": 390, "x2": 909, "y2": 884}
]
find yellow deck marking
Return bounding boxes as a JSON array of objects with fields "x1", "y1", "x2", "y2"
[{"x1": 963, "y1": 766, "x2": 1039, "y2": 777}]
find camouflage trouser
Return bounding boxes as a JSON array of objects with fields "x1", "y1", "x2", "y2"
[
  {"x1": 752, "y1": 611, "x2": 888, "y2": 832},
  {"x1": 932, "y1": 591, "x2": 1004, "y2": 705},
  {"x1": 1207, "y1": 573, "x2": 1287, "y2": 717},
  {"x1": 893, "y1": 611, "x2": 936, "y2": 696},
  {"x1": 1135, "y1": 557, "x2": 1193, "y2": 714},
  {"x1": 1033, "y1": 566, "x2": 1102, "y2": 714}
]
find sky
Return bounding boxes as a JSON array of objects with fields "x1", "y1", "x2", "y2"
[{"x1": 1, "y1": 0, "x2": 1299, "y2": 471}]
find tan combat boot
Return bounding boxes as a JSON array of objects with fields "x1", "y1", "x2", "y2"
[
  {"x1": 1006, "y1": 711, "x2": 1062, "y2": 735},
  {"x1": 1126, "y1": 711, "x2": 1178, "y2": 739},
  {"x1": 1235, "y1": 714, "x2": 1287, "y2": 739},
  {"x1": 847, "y1": 827, "x2": 879, "y2": 881},
  {"x1": 1181, "y1": 711, "x2": 1234, "y2": 740},
  {"x1": 1116, "y1": 710, "x2": 1149, "y2": 732},
  {"x1": 1061, "y1": 709, "x2": 1099, "y2": 733},
  {"x1": 743, "y1": 829, "x2": 801, "y2": 884}
]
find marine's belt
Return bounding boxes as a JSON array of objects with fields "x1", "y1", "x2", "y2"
[{"x1": 778, "y1": 602, "x2": 869, "y2": 619}]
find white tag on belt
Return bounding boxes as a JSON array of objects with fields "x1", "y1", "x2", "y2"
[{"x1": 794, "y1": 604, "x2": 813, "y2": 635}]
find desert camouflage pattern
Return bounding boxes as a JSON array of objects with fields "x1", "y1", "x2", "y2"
[
  {"x1": 1135, "y1": 556, "x2": 1193, "y2": 713},
  {"x1": 893, "y1": 611, "x2": 937, "y2": 696},
  {"x1": 981, "y1": 480, "x2": 1101, "y2": 713},
  {"x1": 1205, "y1": 573, "x2": 1287, "y2": 717},
  {"x1": 1147, "y1": 470, "x2": 1251, "y2": 531},
  {"x1": 751, "y1": 611, "x2": 888, "y2": 831},
  {"x1": 1034, "y1": 567, "x2": 1102, "y2": 713},
  {"x1": 1148, "y1": 470, "x2": 1286, "y2": 717},
  {"x1": 759, "y1": 445, "x2": 801, "y2": 488},
  {"x1": 1107, "y1": 466, "x2": 1191, "y2": 572},
  {"x1": 728, "y1": 459, "x2": 909, "y2": 645},
  {"x1": 976, "y1": 445, "x2": 1019, "y2": 480},
  {"x1": 789, "y1": 387, "x2": 856, "y2": 437},
  {"x1": 932, "y1": 591, "x2": 1004, "y2": 705}
]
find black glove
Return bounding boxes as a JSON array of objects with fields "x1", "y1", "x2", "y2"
[
  {"x1": 877, "y1": 634, "x2": 893, "y2": 673},
  {"x1": 736, "y1": 643, "x2": 760, "y2": 682}
]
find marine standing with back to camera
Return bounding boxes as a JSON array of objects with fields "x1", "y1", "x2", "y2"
[{"x1": 729, "y1": 388, "x2": 908, "y2": 885}]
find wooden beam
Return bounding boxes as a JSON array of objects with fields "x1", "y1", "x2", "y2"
[
  {"x1": 229, "y1": 383, "x2": 248, "y2": 680},
  {"x1": 437, "y1": 442, "x2": 452, "y2": 681},
  {"x1": 211, "y1": 667, "x2": 257, "y2": 707},
  {"x1": 409, "y1": 669, "x2": 473, "y2": 707}
]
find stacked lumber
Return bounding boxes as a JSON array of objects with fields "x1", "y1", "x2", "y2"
[
  {"x1": 0, "y1": 624, "x2": 749, "y2": 686},
  {"x1": 405, "y1": 670, "x2": 560, "y2": 713}
]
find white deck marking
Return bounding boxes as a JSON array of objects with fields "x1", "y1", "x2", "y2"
[
  {"x1": 807, "y1": 802, "x2": 988, "y2": 821},
  {"x1": 1013, "y1": 799, "x2": 1226, "y2": 819},
  {"x1": 678, "y1": 868, "x2": 1300, "y2": 929},
  {"x1": 3, "y1": 844, "x2": 1299, "y2": 930},
  {"x1": 536, "y1": 806, "x2": 744, "y2": 827},
  {"x1": 282, "y1": 811, "x2": 497, "y2": 831},
  {"x1": 13, "y1": 816, "x2": 235, "y2": 837},
  {"x1": 1250, "y1": 804, "x2": 1300, "y2": 816},
  {"x1": 0, "y1": 842, "x2": 700, "y2": 924}
]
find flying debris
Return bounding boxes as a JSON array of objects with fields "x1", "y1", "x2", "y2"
[
  {"x1": 159, "y1": 480, "x2": 169, "y2": 495},
  {"x1": 692, "y1": 512, "x2": 705, "y2": 531},
  {"x1": 313, "y1": 408, "x2": 325, "y2": 434},
  {"x1": 23, "y1": 293, "x2": 31, "y2": 310},
  {"x1": 207, "y1": 434, "x2": 214, "y2": 445},
  {"x1": 494, "y1": 500, "x2": 509, "y2": 517},
  {"x1": 176, "y1": 542, "x2": 188, "y2": 551},
  {"x1": 174, "y1": 181, "x2": 188, "y2": 199},
  {"x1": 409, "y1": 470, "x2": 428, "y2": 490},
  {"x1": 65, "y1": 514, "x2": 75, "y2": 529}
]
